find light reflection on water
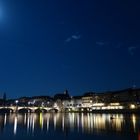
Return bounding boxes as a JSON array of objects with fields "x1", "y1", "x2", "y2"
[{"x1": 0, "y1": 113, "x2": 139, "y2": 139}]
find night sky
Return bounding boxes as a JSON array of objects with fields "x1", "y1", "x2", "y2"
[{"x1": 0, "y1": 0, "x2": 140, "y2": 98}]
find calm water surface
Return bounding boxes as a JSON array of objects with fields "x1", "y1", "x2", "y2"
[{"x1": 0, "y1": 113, "x2": 140, "y2": 140}]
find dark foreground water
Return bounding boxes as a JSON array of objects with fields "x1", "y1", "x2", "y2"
[{"x1": 0, "y1": 113, "x2": 140, "y2": 140}]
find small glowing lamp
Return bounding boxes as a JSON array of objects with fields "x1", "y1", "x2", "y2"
[{"x1": 130, "y1": 104, "x2": 136, "y2": 109}]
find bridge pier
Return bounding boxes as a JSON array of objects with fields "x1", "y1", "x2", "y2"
[
  {"x1": 31, "y1": 109, "x2": 35, "y2": 113},
  {"x1": 13, "y1": 106, "x2": 18, "y2": 113}
]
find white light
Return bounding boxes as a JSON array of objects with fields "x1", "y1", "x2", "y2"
[
  {"x1": 15, "y1": 100, "x2": 19, "y2": 104},
  {"x1": 14, "y1": 116, "x2": 17, "y2": 135},
  {"x1": 4, "y1": 114, "x2": 7, "y2": 126},
  {"x1": 119, "y1": 106, "x2": 123, "y2": 109},
  {"x1": 110, "y1": 106, "x2": 115, "y2": 109},
  {"x1": 130, "y1": 104, "x2": 136, "y2": 109},
  {"x1": 92, "y1": 103, "x2": 104, "y2": 106},
  {"x1": 107, "y1": 106, "x2": 111, "y2": 109},
  {"x1": 102, "y1": 107, "x2": 107, "y2": 110},
  {"x1": 96, "y1": 107, "x2": 100, "y2": 110}
]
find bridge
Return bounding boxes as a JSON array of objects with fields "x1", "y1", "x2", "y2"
[{"x1": 0, "y1": 106, "x2": 60, "y2": 113}]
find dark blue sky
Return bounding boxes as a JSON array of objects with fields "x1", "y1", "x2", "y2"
[{"x1": 0, "y1": 0, "x2": 140, "y2": 98}]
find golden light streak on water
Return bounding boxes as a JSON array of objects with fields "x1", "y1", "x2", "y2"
[
  {"x1": 39, "y1": 113, "x2": 43, "y2": 130},
  {"x1": 93, "y1": 114, "x2": 105, "y2": 132},
  {"x1": 132, "y1": 114, "x2": 136, "y2": 132},
  {"x1": 0, "y1": 112, "x2": 139, "y2": 136}
]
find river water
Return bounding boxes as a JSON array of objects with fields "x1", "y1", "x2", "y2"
[{"x1": 0, "y1": 113, "x2": 139, "y2": 140}]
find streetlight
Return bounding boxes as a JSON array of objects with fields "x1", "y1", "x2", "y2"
[
  {"x1": 15, "y1": 100, "x2": 19, "y2": 113},
  {"x1": 28, "y1": 102, "x2": 31, "y2": 106},
  {"x1": 130, "y1": 104, "x2": 136, "y2": 109},
  {"x1": 42, "y1": 102, "x2": 44, "y2": 107},
  {"x1": 15, "y1": 100, "x2": 19, "y2": 106}
]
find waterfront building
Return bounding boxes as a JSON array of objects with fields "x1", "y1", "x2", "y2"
[
  {"x1": 28, "y1": 96, "x2": 53, "y2": 107},
  {"x1": 0, "y1": 88, "x2": 140, "y2": 113},
  {"x1": 82, "y1": 92, "x2": 94, "y2": 108},
  {"x1": 53, "y1": 90, "x2": 70, "y2": 111},
  {"x1": 18, "y1": 97, "x2": 31, "y2": 106},
  {"x1": 63, "y1": 96, "x2": 82, "y2": 111}
]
